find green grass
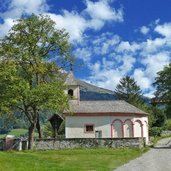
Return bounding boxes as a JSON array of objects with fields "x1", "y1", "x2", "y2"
[
  {"x1": 0, "y1": 129, "x2": 28, "y2": 139},
  {"x1": 0, "y1": 148, "x2": 147, "y2": 171}
]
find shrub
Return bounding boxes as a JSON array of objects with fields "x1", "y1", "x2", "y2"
[
  {"x1": 163, "y1": 119, "x2": 171, "y2": 130},
  {"x1": 149, "y1": 127, "x2": 162, "y2": 137}
]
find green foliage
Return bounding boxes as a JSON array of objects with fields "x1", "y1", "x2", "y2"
[
  {"x1": 150, "y1": 106, "x2": 166, "y2": 127},
  {"x1": 42, "y1": 121, "x2": 65, "y2": 138},
  {"x1": 154, "y1": 63, "x2": 171, "y2": 118},
  {"x1": 0, "y1": 148, "x2": 146, "y2": 171},
  {"x1": 114, "y1": 76, "x2": 144, "y2": 106},
  {"x1": 0, "y1": 113, "x2": 18, "y2": 134},
  {"x1": 149, "y1": 127, "x2": 163, "y2": 137},
  {"x1": 0, "y1": 14, "x2": 73, "y2": 149},
  {"x1": 163, "y1": 119, "x2": 171, "y2": 130},
  {"x1": 42, "y1": 122, "x2": 54, "y2": 138}
]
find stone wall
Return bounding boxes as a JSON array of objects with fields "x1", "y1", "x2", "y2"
[
  {"x1": 0, "y1": 139, "x2": 4, "y2": 150},
  {"x1": 0, "y1": 138, "x2": 28, "y2": 151},
  {"x1": 34, "y1": 138, "x2": 145, "y2": 150},
  {"x1": 0, "y1": 138, "x2": 145, "y2": 150}
]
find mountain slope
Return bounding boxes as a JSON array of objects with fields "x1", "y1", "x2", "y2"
[{"x1": 77, "y1": 80, "x2": 116, "y2": 101}]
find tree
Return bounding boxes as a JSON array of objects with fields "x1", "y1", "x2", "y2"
[
  {"x1": 154, "y1": 63, "x2": 171, "y2": 118},
  {"x1": 0, "y1": 14, "x2": 73, "y2": 149},
  {"x1": 114, "y1": 76, "x2": 144, "y2": 106},
  {"x1": 151, "y1": 106, "x2": 166, "y2": 127}
]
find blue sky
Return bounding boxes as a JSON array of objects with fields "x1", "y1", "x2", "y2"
[{"x1": 0, "y1": 0, "x2": 171, "y2": 97}]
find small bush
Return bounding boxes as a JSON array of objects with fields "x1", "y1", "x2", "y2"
[
  {"x1": 149, "y1": 127, "x2": 162, "y2": 137},
  {"x1": 163, "y1": 119, "x2": 171, "y2": 130}
]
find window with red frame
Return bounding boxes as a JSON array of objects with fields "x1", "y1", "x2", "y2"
[{"x1": 85, "y1": 125, "x2": 94, "y2": 132}]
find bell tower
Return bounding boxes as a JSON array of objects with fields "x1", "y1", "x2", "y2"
[{"x1": 65, "y1": 71, "x2": 80, "y2": 104}]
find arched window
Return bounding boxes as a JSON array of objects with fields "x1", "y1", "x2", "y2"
[{"x1": 68, "y1": 89, "x2": 74, "y2": 98}]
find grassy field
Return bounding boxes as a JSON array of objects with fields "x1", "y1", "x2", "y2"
[
  {"x1": 0, "y1": 148, "x2": 147, "y2": 171},
  {"x1": 0, "y1": 129, "x2": 28, "y2": 139}
]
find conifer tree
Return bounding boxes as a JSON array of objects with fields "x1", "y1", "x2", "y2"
[{"x1": 114, "y1": 76, "x2": 143, "y2": 106}]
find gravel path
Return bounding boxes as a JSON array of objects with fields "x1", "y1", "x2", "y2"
[{"x1": 115, "y1": 138, "x2": 171, "y2": 171}]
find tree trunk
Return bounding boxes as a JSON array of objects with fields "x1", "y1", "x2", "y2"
[
  {"x1": 36, "y1": 119, "x2": 42, "y2": 138},
  {"x1": 28, "y1": 123, "x2": 36, "y2": 150},
  {"x1": 27, "y1": 107, "x2": 38, "y2": 149}
]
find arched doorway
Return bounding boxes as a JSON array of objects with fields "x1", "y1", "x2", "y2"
[
  {"x1": 134, "y1": 120, "x2": 143, "y2": 137},
  {"x1": 124, "y1": 119, "x2": 133, "y2": 138},
  {"x1": 112, "y1": 119, "x2": 123, "y2": 138}
]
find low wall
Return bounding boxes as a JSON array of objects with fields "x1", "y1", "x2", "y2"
[
  {"x1": 34, "y1": 138, "x2": 145, "y2": 150},
  {"x1": 0, "y1": 139, "x2": 4, "y2": 150},
  {"x1": 0, "y1": 138, "x2": 145, "y2": 150},
  {"x1": 0, "y1": 138, "x2": 28, "y2": 151}
]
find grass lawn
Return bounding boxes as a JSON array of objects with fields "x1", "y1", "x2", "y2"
[
  {"x1": 0, "y1": 129, "x2": 28, "y2": 139},
  {"x1": 0, "y1": 148, "x2": 147, "y2": 171}
]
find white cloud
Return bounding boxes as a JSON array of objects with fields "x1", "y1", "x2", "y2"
[
  {"x1": 119, "y1": 55, "x2": 136, "y2": 74},
  {"x1": 46, "y1": 12, "x2": 87, "y2": 42},
  {"x1": 0, "y1": 18, "x2": 14, "y2": 38},
  {"x1": 141, "y1": 38, "x2": 167, "y2": 54},
  {"x1": 155, "y1": 22, "x2": 171, "y2": 38},
  {"x1": 133, "y1": 69, "x2": 151, "y2": 90},
  {"x1": 74, "y1": 47, "x2": 92, "y2": 62},
  {"x1": 87, "y1": 61, "x2": 122, "y2": 90},
  {"x1": 84, "y1": 53, "x2": 136, "y2": 91},
  {"x1": 85, "y1": 0, "x2": 123, "y2": 22},
  {"x1": 1, "y1": 0, "x2": 49, "y2": 19},
  {"x1": 140, "y1": 26, "x2": 149, "y2": 35},
  {"x1": 46, "y1": 0, "x2": 123, "y2": 42},
  {"x1": 92, "y1": 33, "x2": 120, "y2": 55},
  {"x1": 116, "y1": 41, "x2": 140, "y2": 52},
  {"x1": 0, "y1": 0, "x2": 49, "y2": 38},
  {"x1": 79, "y1": 21, "x2": 171, "y2": 97},
  {"x1": 0, "y1": 0, "x2": 124, "y2": 42},
  {"x1": 141, "y1": 52, "x2": 170, "y2": 79}
]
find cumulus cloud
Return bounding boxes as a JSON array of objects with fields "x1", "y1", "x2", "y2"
[
  {"x1": 0, "y1": 0, "x2": 49, "y2": 38},
  {"x1": 1, "y1": 0, "x2": 171, "y2": 98},
  {"x1": 140, "y1": 26, "x2": 150, "y2": 35},
  {"x1": 76, "y1": 21, "x2": 171, "y2": 98},
  {"x1": 46, "y1": 11, "x2": 87, "y2": 42},
  {"x1": 46, "y1": 0, "x2": 123, "y2": 41},
  {"x1": 0, "y1": 0, "x2": 49, "y2": 19},
  {"x1": 116, "y1": 41, "x2": 140, "y2": 53},
  {"x1": 0, "y1": 18, "x2": 14, "y2": 38},
  {"x1": 133, "y1": 69, "x2": 151, "y2": 90},
  {"x1": 0, "y1": 0, "x2": 124, "y2": 42},
  {"x1": 84, "y1": 0, "x2": 123, "y2": 22},
  {"x1": 87, "y1": 61, "x2": 122, "y2": 90},
  {"x1": 155, "y1": 22, "x2": 171, "y2": 38}
]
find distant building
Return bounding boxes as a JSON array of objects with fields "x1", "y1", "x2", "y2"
[{"x1": 64, "y1": 72, "x2": 149, "y2": 144}]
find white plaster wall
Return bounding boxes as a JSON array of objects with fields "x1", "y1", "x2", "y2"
[
  {"x1": 66, "y1": 116, "x2": 111, "y2": 138},
  {"x1": 65, "y1": 85, "x2": 80, "y2": 100},
  {"x1": 65, "y1": 115, "x2": 149, "y2": 144}
]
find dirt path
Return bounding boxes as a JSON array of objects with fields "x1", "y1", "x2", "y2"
[{"x1": 115, "y1": 138, "x2": 171, "y2": 171}]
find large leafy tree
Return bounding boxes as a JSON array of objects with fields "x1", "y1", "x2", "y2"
[
  {"x1": 154, "y1": 63, "x2": 171, "y2": 117},
  {"x1": 0, "y1": 14, "x2": 73, "y2": 149},
  {"x1": 114, "y1": 76, "x2": 144, "y2": 106}
]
